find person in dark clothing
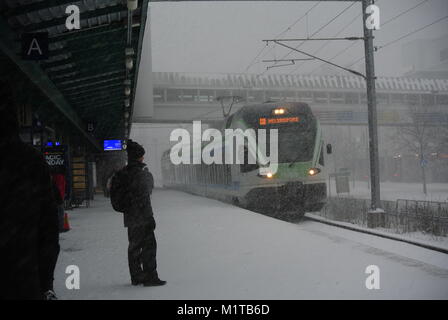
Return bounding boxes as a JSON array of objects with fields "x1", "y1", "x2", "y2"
[
  {"x1": 52, "y1": 178, "x2": 65, "y2": 233},
  {"x1": 123, "y1": 140, "x2": 165, "y2": 287},
  {"x1": 0, "y1": 92, "x2": 60, "y2": 299},
  {"x1": 52, "y1": 173, "x2": 66, "y2": 233}
]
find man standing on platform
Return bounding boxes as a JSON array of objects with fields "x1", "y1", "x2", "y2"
[{"x1": 117, "y1": 140, "x2": 165, "y2": 287}]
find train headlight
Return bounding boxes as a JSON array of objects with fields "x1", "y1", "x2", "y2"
[
  {"x1": 273, "y1": 108, "x2": 287, "y2": 115},
  {"x1": 308, "y1": 168, "x2": 321, "y2": 176},
  {"x1": 258, "y1": 172, "x2": 275, "y2": 179}
]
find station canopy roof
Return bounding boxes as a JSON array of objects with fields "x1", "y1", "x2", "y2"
[{"x1": 0, "y1": 0, "x2": 149, "y2": 150}]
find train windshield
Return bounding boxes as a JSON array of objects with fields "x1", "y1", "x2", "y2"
[{"x1": 259, "y1": 114, "x2": 316, "y2": 163}]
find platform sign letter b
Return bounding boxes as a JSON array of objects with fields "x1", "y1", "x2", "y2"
[{"x1": 22, "y1": 32, "x2": 49, "y2": 60}]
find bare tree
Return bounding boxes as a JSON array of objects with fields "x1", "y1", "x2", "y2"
[{"x1": 392, "y1": 104, "x2": 443, "y2": 194}]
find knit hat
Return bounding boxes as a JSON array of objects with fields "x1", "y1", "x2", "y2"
[{"x1": 126, "y1": 139, "x2": 145, "y2": 160}]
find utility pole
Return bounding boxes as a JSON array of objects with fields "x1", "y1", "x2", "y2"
[
  {"x1": 260, "y1": 0, "x2": 384, "y2": 226},
  {"x1": 362, "y1": 0, "x2": 384, "y2": 226}
]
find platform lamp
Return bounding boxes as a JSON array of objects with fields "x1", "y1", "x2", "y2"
[
  {"x1": 125, "y1": 48, "x2": 134, "y2": 71},
  {"x1": 127, "y1": 0, "x2": 138, "y2": 11},
  {"x1": 124, "y1": 79, "x2": 131, "y2": 96}
]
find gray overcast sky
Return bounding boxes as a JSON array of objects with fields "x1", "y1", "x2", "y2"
[{"x1": 148, "y1": 0, "x2": 448, "y2": 77}]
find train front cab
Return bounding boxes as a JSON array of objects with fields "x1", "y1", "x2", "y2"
[{"x1": 243, "y1": 141, "x2": 329, "y2": 215}]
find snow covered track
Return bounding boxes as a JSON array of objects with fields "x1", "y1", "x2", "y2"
[{"x1": 54, "y1": 190, "x2": 448, "y2": 299}]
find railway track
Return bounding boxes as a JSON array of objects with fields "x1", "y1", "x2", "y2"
[
  {"x1": 302, "y1": 213, "x2": 448, "y2": 255},
  {"x1": 248, "y1": 205, "x2": 448, "y2": 254}
]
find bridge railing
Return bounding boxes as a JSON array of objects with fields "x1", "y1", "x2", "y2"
[
  {"x1": 317, "y1": 197, "x2": 448, "y2": 237},
  {"x1": 153, "y1": 72, "x2": 448, "y2": 93}
]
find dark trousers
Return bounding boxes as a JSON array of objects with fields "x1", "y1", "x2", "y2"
[
  {"x1": 57, "y1": 205, "x2": 64, "y2": 232},
  {"x1": 127, "y1": 224, "x2": 157, "y2": 282},
  {"x1": 39, "y1": 243, "x2": 60, "y2": 292}
]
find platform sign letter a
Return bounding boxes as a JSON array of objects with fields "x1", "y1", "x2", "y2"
[{"x1": 22, "y1": 32, "x2": 49, "y2": 60}]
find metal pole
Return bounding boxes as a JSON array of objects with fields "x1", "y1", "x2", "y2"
[{"x1": 362, "y1": 0, "x2": 382, "y2": 212}]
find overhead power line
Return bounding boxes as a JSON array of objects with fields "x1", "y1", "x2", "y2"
[
  {"x1": 348, "y1": 14, "x2": 448, "y2": 69},
  {"x1": 289, "y1": 7, "x2": 361, "y2": 74},
  {"x1": 243, "y1": 44, "x2": 269, "y2": 73},
  {"x1": 263, "y1": 1, "x2": 357, "y2": 75},
  {"x1": 269, "y1": 40, "x2": 366, "y2": 78},
  {"x1": 382, "y1": 0, "x2": 431, "y2": 27},
  {"x1": 311, "y1": 0, "x2": 433, "y2": 74},
  {"x1": 275, "y1": 1, "x2": 322, "y2": 39},
  {"x1": 263, "y1": 36, "x2": 363, "y2": 42},
  {"x1": 306, "y1": 2, "x2": 357, "y2": 40},
  {"x1": 262, "y1": 58, "x2": 314, "y2": 63},
  {"x1": 310, "y1": 41, "x2": 358, "y2": 74},
  {"x1": 243, "y1": 1, "x2": 321, "y2": 73},
  {"x1": 378, "y1": 14, "x2": 448, "y2": 50}
]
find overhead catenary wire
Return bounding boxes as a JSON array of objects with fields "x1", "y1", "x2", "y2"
[
  {"x1": 248, "y1": 0, "x2": 430, "y2": 77},
  {"x1": 347, "y1": 14, "x2": 448, "y2": 69},
  {"x1": 292, "y1": 0, "x2": 430, "y2": 75},
  {"x1": 270, "y1": 40, "x2": 366, "y2": 78},
  {"x1": 243, "y1": 1, "x2": 322, "y2": 74},
  {"x1": 258, "y1": 1, "x2": 357, "y2": 77},
  {"x1": 275, "y1": 2, "x2": 357, "y2": 61},
  {"x1": 306, "y1": 0, "x2": 374, "y2": 75},
  {"x1": 382, "y1": 0, "x2": 431, "y2": 27},
  {"x1": 245, "y1": 0, "x2": 439, "y2": 84},
  {"x1": 310, "y1": 0, "x2": 433, "y2": 74},
  {"x1": 378, "y1": 14, "x2": 448, "y2": 50},
  {"x1": 276, "y1": 1, "x2": 322, "y2": 39},
  {"x1": 288, "y1": 4, "x2": 361, "y2": 75},
  {"x1": 309, "y1": 41, "x2": 358, "y2": 74},
  {"x1": 282, "y1": 0, "x2": 430, "y2": 75}
]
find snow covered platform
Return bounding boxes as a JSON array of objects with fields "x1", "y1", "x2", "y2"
[{"x1": 55, "y1": 189, "x2": 448, "y2": 299}]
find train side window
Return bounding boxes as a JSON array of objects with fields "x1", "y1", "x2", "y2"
[
  {"x1": 319, "y1": 145, "x2": 325, "y2": 166},
  {"x1": 206, "y1": 165, "x2": 210, "y2": 184},
  {"x1": 201, "y1": 164, "x2": 206, "y2": 183},
  {"x1": 224, "y1": 164, "x2": 231, "y2": 185},
  {"x1": 241, "y1": 147, "x2": 259, "y2": 173},
  {"x1": 216, "y1": 164, "x2": 220, "y2": 184},
  {"x1": 214, "y1": 164, "x2": 218, "y2": 184}
]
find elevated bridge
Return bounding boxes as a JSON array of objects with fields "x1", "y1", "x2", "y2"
[{"x1": 140, "y1": 72, "x2": 448, "y2": 126}]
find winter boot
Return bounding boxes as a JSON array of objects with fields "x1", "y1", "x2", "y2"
[
  {"x1": 143, "y1": 272, "x2": 166, "y2": 286},
  {"x1": 143, "y1": 278, "x2": 166, "y2": 287},
  {"x1": 43, "y1": 290, "x2": 58, "y2": 300},
  {"x1": 131, "y1": 275, "x2": 146, "y2": 286}
]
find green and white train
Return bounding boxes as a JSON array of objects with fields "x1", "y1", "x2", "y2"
[{"x1": 161, "y1": 102, "x2": 330, "y2": 219}]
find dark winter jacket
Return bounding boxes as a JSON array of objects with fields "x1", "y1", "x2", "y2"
[
  {"x1": 0, "y1": 136, "x2": 60, "y2": 300},
  {"x1": 123, "y1": 160, "x2": 155, "y2": 228}
]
